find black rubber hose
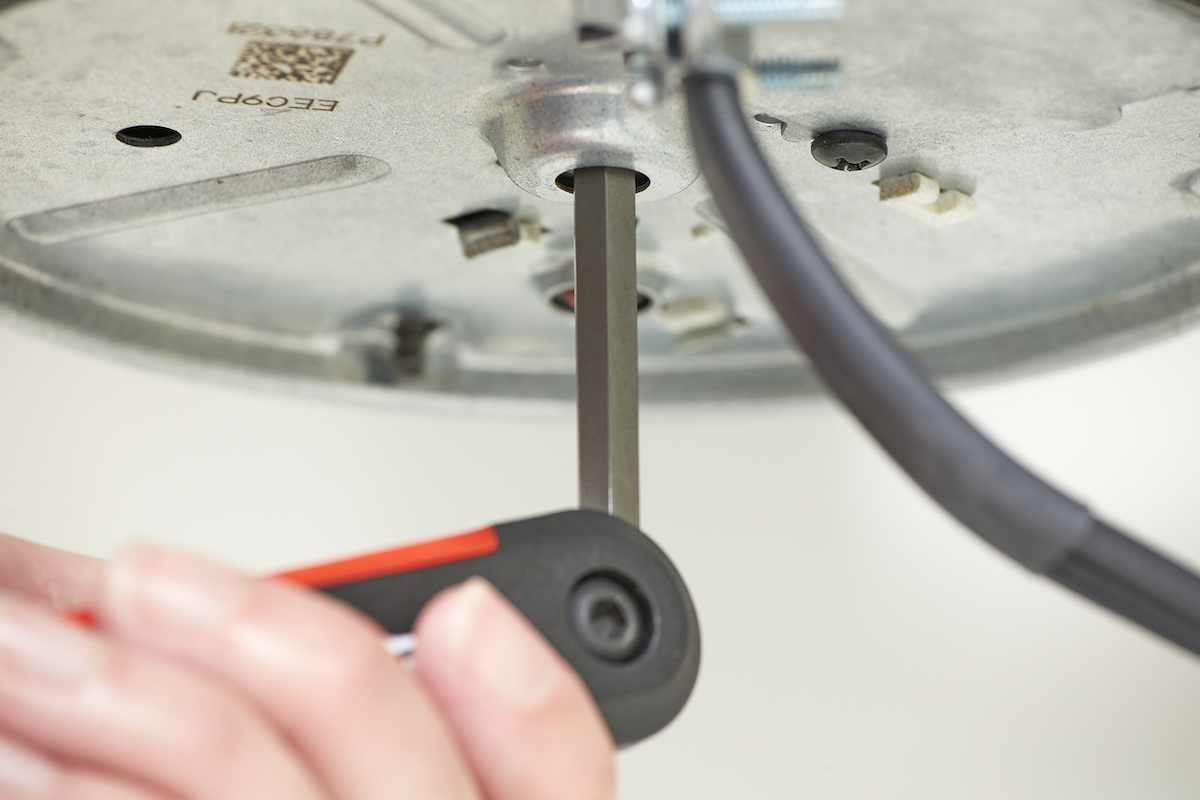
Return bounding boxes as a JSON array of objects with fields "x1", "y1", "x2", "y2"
[{"x1": 683, "y1": 69, "x2": 1200, "y2": 656}]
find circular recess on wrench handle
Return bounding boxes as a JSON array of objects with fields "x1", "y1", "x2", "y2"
[{"x1": 571, "y1": 573, "x2": 650, "y2": 662}]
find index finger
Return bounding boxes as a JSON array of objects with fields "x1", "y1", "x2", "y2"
[
  {"x1": 0, "y1": 533, "x2": 103, "y2": 612},
  {"x1": 102, "y1": 546, "x2": 480, "y2": 800}
]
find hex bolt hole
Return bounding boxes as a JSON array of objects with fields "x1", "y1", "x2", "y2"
[
  {"x1": 570, "y1": 574, "x2": 649, "y2": 662},
  {"x1": 556, "y1": 169, "x2": 650, "y2": 195},
  {"x1": 115, "y1": 126, "x2": 182, "y2": 148}
]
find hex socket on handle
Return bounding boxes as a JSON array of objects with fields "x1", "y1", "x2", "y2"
[{"x1": 571, "y1": 574, "x2": 648, "y2": 662}]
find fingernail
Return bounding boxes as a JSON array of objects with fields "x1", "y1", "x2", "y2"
[
  {"x1": 0, "y1": 598, "x2": 103, "y2": 691},
  {"x1": 0, "y1": 737, "x2": 57, "y2": 798},
  {"x1": 440, "y1": 578, "x2": 557, "y2": 709},
  {"x1": 108, "y1": 547, "x2": 251, "y2": 647}
]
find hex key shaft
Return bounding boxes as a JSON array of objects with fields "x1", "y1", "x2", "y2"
[{"x1": 573, "y1": 167, "x2": 640, "y2": 525}]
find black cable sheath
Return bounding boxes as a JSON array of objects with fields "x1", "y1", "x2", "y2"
[
  {"x1": 684, "y1": 70, "x2": 1200, "y2": 656},
  {"x1": 1050, "y1": 524, "x2": 1200, "y2": 655}
]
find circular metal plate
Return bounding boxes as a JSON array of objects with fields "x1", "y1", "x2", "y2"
[{"x1": 0, "y1": 0, "x2": 1198, "y2": 406}]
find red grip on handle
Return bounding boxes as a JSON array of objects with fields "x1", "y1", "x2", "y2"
[
  {"x1": 60, "y1": 525, "x2": 501, "y2": 626},
  {"x1": 271, "y1": 526, "x2": 500, "y2": 589}
]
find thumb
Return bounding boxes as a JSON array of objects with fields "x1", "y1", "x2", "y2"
[{"x1": 413, "y1": 578, "x2": 615, "y2": 800}]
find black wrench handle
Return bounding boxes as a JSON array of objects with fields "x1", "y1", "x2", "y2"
[{"x1": 277, "y1": 509, "x2": 701, "y2": 746}]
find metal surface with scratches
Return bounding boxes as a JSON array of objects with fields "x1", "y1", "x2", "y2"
[{"x1": 0, "y1": 0, "x2": 1198, "y2": 406}]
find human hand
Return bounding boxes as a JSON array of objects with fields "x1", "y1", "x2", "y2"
[{"x1": 0, "y1": 545, "x2": 616, "y2": 800}]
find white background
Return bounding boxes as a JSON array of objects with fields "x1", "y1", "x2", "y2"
[{"x1": 1, "y1": 320, "x2": 1199, "y2": 799}]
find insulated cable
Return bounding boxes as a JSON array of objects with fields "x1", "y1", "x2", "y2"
[{"x1": 683, "y1": 69, "x2": 1200, "y2": 656}]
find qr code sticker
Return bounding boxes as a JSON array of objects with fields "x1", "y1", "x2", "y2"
[{"x1": 230, "y1": 41, "x2": 354, "y2": 84}]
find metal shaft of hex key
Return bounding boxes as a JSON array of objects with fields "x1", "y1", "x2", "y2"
[{"x1": 573, "y1": 167, "x2": 640, "y2": 526}]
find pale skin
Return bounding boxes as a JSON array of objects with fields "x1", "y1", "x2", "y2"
[{"x1": 0, "y1": 534, "x2": 616, "y2": 800}]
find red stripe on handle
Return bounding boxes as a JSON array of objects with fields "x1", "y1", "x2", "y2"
[
  {"x1": 60, "y1": 527, "x2": 499, "y2": 623},
  {"x1": 271, "y1": 526, "x2": 500, "y2": 589}
]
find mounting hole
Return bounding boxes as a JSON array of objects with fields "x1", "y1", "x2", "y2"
[
  {"x1": 115, "y1": 125, "x2": 182, "y2": 148},
  {"x1": 555, "y1": 169, "x2": 651, "y2": 195},
  {"x1": 810, "y1": 129, "x2": 888, "y2": 172},
  {"x1": 550, "y1": 287, "x2": 653, "y2": 314},
  {"x1": 505, "y1": 57, "x2": 544, "y2": 70},
  {"x1": 578, "y1": 24, "x2": 615, "y2": 42}
]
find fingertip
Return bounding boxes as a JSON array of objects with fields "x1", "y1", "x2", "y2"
[
  {"x1": 414, "y1": 579, "x2": 615, "y2": 800},
  {"x1": 418, "y1": 578, "x2": 559, "y2": 709},
  {"x1": 103, "y1": 546, "x2": 254, "y2": 653},
  {"x1": 414, "y1": 578, "x2": 493, "y2": 662}
]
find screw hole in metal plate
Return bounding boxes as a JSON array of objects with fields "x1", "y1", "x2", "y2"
[
  {"x1": 809, "y1": 129, "x2": 888, "y2": 172},
  {"x1": 577, "y1": 24, "x2": 615, "y2": 42},
  {"x1": 115, "y1": 125, "x2": 182, "y2": 148},
  {"x1": 550, "y1": 287, "x2": 654, "y2": 314},
  {"x1": 505, "y1": 57, "x2": 543, "y2": 70},
  {"x1": 555, "y1": 169, "x2": 651, "y2": 195}
]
